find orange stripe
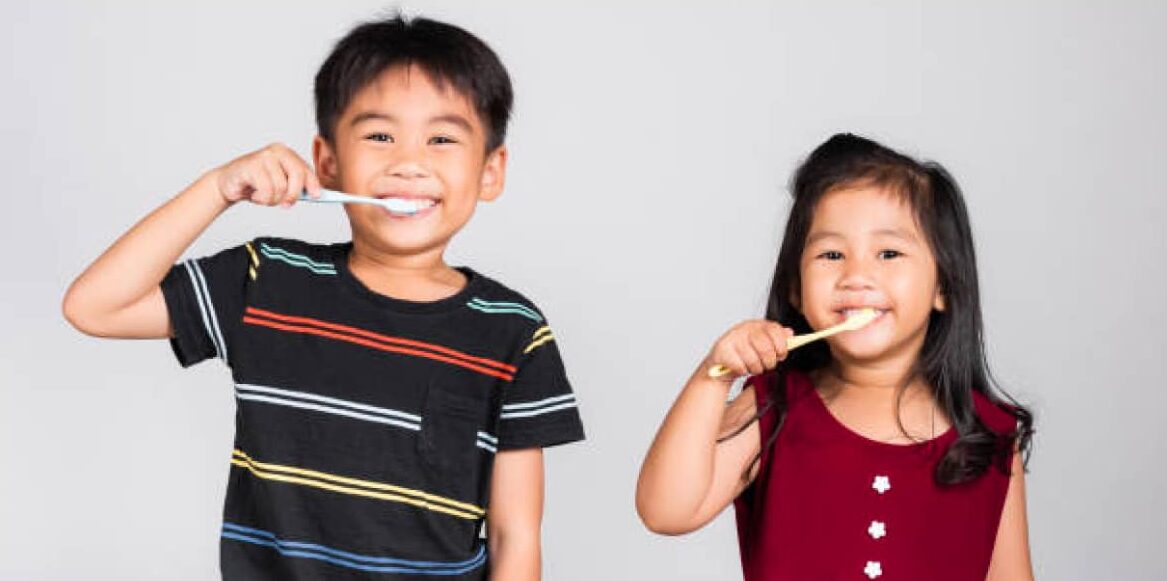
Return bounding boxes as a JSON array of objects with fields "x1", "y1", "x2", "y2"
[
  {"x1": 243, "y1": 316, "x2": 514, "y2": 381},
  {"x1": 246, "y1": 307, "x2": 516, "y2": 373}
]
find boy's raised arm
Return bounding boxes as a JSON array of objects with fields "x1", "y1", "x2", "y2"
[{"x1": 62, "y1": 143, "x2": 318, "y2": 338}]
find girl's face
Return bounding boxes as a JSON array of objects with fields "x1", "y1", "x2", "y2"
[{"x1": 796, "y1": 185, "x2": 944, "y2": 364}]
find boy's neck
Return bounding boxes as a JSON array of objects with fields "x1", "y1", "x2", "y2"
[{"x1": 346, "y1": 239, "x2": 467, "y2": 303}]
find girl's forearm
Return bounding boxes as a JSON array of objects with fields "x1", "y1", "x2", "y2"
[{"x1": 636, "y1": 360, "x2": 732, "y2": 533}]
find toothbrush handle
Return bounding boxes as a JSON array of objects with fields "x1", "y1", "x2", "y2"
[
  {"x1": 299, "y1": 189, "x2": 381, "y2": 206},
  {"x1": 706, "y1": 327, "x2": 843, "y2": 379}
]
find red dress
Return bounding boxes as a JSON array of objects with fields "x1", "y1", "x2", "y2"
[{"x1": 734, "y1": 371, "x2": 1016, "y2": 580}]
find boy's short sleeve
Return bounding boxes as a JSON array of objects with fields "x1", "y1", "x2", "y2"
[
  {"x1": 160, "y1": 243, "x2": 251, "y2": 368},
  {"x1": 497, "y1": 323, "x2": 585, "y2": 450}
]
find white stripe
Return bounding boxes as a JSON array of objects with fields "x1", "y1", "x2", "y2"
[
  {"x1": 502, "y1": 393, "x2": 576, "y2": 412},
  {"x1": 189, "y1": 261, "x2": 228, "y2": 361},
  {"x1": 235, "y1": 383, "x2": 421, "y2": 423},
  {"x1": 476, "y1": 431, "x2": 498, "y2": 444},
  {"x1": 183, "y1": 261, "x2": 222, "y2": 358},
  {"x1": 500, "y1": 401, "x2": 578, "y2": 420},
  {"x1": 475, "y1": 440, "x2": 497, "y2": 454},
  {"x1": 235, "y1": 393, "x2": 422, "y2": 432}
]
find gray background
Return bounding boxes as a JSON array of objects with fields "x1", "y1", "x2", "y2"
[{"x1": 3, "y1": 1, "x2": 1165, "y2": 579}]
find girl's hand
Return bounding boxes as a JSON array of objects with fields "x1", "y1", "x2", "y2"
[
  {"x1": 211, "y1": 143, "x2": 322, "y2": 207},
  {"x1": 706, "y1": 320, "x2": 794, "y2": 378}
]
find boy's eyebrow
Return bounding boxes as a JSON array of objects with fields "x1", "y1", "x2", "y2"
[{"x1": 348, "y1": 111, "x2": 475, "y2": 133}]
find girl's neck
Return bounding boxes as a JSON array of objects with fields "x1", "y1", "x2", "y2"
[{"x1": 347, "y1": 238, "x2": 466, "y2": 302}]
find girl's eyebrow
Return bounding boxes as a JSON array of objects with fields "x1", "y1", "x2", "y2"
[
  {"x1": 805, "y1": 231, "x2": 843, "y2": 245},
  {"x1": 872, "y1": 227, "x2": 920, "y2": 242}
]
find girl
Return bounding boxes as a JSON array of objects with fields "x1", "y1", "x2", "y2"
[{"x1": 636, "y1": 134, "x2": 1034, "y2": 580}]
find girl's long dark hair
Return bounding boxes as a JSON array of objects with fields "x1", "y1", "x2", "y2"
[{"x1": 742, "y1": 133, "x2": 1033, "y2": 485}]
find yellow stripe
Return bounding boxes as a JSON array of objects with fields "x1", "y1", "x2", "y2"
[
  {"x1": 531, "y1": 325, "x2": 552, "y2": 340},
  {"x1": 244, "y1": 242, "x2": 260, "y2": 267},
  {"x1": 230, "y1": 450, "x2": 484, "y2": 518},
  {"x1": 523, "y1": 334, "x2": 555, "y2": 354},
  {"x1": 248, "y1": 266, "x2": 257, "y2": 281}
]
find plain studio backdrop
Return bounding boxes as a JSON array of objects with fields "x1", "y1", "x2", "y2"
[{"x1": 3, "y1": 1, "x2": 1165, "y2": 579}]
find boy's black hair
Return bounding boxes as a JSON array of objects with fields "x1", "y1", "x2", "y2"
[
  {"x1": 725, "y1": 133, "x2": 1033, "y2": 486},
  {"x1": 315, "y1": 14, "x2": 513, "y2": 152}
]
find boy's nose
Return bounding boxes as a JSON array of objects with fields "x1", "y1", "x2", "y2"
[{"x1": 387, "y1": 160, "x2": 429, "y2": 180}]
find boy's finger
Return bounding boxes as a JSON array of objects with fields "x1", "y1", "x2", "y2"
[
  {"x1": 304, "y1": 170, "x2": 322, "y2": 198},
  {"x1": 249, "y1": 167, "x2": 274, "y2": 205},
  {"x1": 262, "y1": 158, "x2": 288, "y2": 206},
  {"x1": 274, "y1": 147, "x2": 317, "y2": 200},
  {"x1": 283, "y1": 166, "x2": 305, "y2": 208}
]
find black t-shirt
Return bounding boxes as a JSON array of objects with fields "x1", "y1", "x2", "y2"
[{"x1": 161, "y1": 237, "x2": 585, "y2": 580}]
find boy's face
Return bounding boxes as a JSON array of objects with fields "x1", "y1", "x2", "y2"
[
  {"x1": 313, "y1": 65, "x2": 506, "y2": 257},
  {"x1": 796, "y1": 185, "x2": 944, "y2": 364}
]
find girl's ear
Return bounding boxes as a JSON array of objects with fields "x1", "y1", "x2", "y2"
[
  {"x1": 933, "y1": 289, "x2": 946, "y2": 312},
  {"x1": 789, "y1": 286, "x2": 802, "y2": 311}
]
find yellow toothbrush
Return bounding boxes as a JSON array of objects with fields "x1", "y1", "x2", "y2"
[{"x1": 706, "y1": 308, "x2": 880, "y2": 379}]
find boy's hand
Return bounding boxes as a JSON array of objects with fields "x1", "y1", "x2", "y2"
[
  {"x1": 706, "y1": 320, "x2": 793, "y2": 378},
  {"x1": 212, "y1": 143, "x2": 322, "y2": 207}
]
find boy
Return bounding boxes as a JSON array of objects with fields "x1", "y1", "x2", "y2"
[{"x1": 63, "y1": 15, "x2": 584, "y2": 581}]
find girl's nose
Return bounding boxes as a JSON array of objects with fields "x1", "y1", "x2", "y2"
[{"x1": 838, "y1": 259, "x2": 876, "y2": 290}]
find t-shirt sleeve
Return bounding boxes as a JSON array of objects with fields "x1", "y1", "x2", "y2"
[
  {"x1": 160, "y1": 243, "x2": 252, "y2": 368},
  {"x1": 496, "y1": 322, "x2": 585, "y2": 450}
]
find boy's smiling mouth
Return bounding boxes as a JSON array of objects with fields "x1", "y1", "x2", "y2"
[{"x1": 374, "y1": 192, "x2": 440, "y2": 218}]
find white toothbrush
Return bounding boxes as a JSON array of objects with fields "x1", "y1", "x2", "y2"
[
  {"x1": 706, "y1": 308, "x2": 880, "y2": 379},
  {"x1": 299, "y1": 189, "x2": 420, "y2": 215}
]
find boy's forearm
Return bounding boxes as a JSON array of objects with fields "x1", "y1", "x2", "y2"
[
  {"x1": 487, "y1": 529, "x2": 541, "y2": 581},
  {"x1": 63, "y1": 172, "x2": 230, "y2": 337}
]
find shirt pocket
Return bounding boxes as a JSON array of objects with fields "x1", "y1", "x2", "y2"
[{"x1": 418, "y1": 386, "x2": 483, "y2": 477}]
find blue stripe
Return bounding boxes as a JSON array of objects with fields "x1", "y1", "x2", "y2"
[
  {"x1": 465, "y1": 302, "x2": 543, "y2": 322},
  {"x1": 222, "y1": 523, "x2": 486, "y2": 574},
  {"x1": 259, "y1": 244, "x2": 337, "y2": 275}
]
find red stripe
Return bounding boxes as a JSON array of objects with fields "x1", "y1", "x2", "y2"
[
  {"x1": 246, "y1": 307, "x2": 516, "y2": 373},
  {"x1": 243, "y1": 316, "x2": 515, "y2": 381}
]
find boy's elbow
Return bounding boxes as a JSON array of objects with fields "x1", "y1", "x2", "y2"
[{"x1": 61, "y1": 286, "x2": 107, "y2": 337}]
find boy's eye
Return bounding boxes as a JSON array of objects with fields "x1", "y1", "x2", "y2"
[
  {"x1": 817, "y1": 250, "x2": 844, "y2": 261},
  {"x1": 365, "y1": 133, "x2": 393, "y2": 143},
  {"x1": 429, "y1": 135, "x2": 458, "y2": 145},
  {"x1": 878, "y1": 250, "x2": 903, "y2": 260}
]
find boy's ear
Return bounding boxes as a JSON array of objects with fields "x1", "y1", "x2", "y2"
[
  {"x1": 312, "y1": 135, "x2": 338, "y2": 189},
  {"x1": 478, "y1": 145, "x2": 507, "y2": 202}
]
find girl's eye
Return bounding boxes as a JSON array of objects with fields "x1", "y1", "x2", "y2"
[
  {"x1": 817, "y1": 250, "x2": 844, "y2": 261},
  {"x1": 429, "y1": 135, "x2": 458, "y2": 145},
  {"x1": 365, "y1": 133, "x2": 393, "y2": 143},
  {"x1": 878, "y1": 249, "x2": 903, "y2": 260}
]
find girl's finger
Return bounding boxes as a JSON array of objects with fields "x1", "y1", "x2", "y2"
[
  {"x1": 765, "y1": 324, "x2": 792, "y2": 361},
  {"x1": 734, "y1": 342, "x2": 765, "y2": 376},
  {"x1": 749, "y1": 330, "x2": 779, "y2": 370}
]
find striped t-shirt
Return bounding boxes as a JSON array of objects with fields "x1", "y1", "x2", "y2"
[{"x1": 161, "y1": 237, "x2": 585, "y2": 580}]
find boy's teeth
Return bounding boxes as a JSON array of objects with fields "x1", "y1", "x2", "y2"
[{"x1": 383, "y1": 197, "x2": 436, "y2": 213}]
